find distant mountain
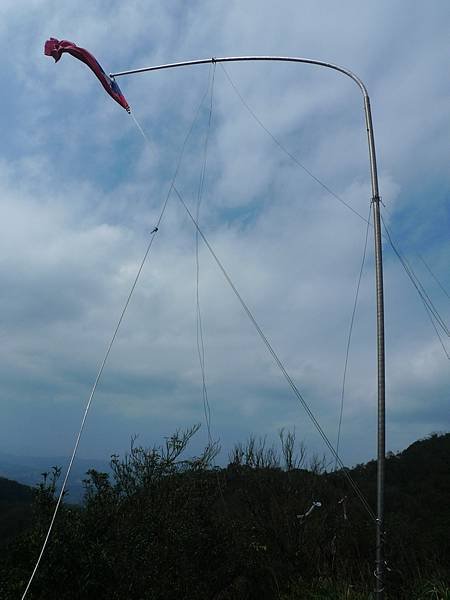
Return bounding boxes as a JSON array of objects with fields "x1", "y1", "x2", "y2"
[
  {"x1": 0, "y1": 452, "x2": 110, "y2": 504},
  {"x1": 0, "y1": 477, "x2": 33, "y2": 545}
]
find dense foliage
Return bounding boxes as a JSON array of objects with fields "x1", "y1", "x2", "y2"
[{"x1": 0, "y1": 429, "x2": 448, "y2": 599}]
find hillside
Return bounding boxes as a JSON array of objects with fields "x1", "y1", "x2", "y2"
[
  {"x1": 0, "y1": 453, "x2": 110, "y2": 503},
  {"x1": 0, "y1": 477, "x2": 33, "y2": 546},
  {"x1": 0, "y1": 431, "x2": 448, "y2": 599}
]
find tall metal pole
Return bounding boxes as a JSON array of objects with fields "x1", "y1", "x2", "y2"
[
  {"x1": 364, "y1": 96, "x2": 386, "y2": 598},
  {"x1": 112, "y1": 56, "x2": 386, "y2": 597}
]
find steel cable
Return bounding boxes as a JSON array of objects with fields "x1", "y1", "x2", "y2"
[
  {"x1": 173, "y1": 185, "x2": 377, "y2": 523},
  {"x1": 335, "y1": 206, "x2": 372, "y2": 469},
  {"x1": 195, "y1": 64, "x2": 216, "y2": 445}
]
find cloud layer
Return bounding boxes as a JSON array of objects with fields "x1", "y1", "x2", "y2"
[{"x1": 0, "y1": 1, "x2": 448, "y2": 468}]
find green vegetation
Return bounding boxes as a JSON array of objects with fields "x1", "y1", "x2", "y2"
[{"x1": 0, "y1": 429, "x2": 448, "y2": 599}]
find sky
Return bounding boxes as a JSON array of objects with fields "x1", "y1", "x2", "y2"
[{"x1": 0, "y1": 1, "x2": 448, "y2": 471}]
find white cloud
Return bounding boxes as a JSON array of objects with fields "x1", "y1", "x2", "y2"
[{"x1": 0, "y1": 1, "x2": 448, "y2": 468}]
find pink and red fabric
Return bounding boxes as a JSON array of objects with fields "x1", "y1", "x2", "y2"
[{"x1": 44, "y1": 38, "x2": 130, "y2": 113}]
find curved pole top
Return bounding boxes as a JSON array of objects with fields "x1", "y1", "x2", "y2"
[{"x1": 110, "y1": 56, "x2": 369, "y2": 98}]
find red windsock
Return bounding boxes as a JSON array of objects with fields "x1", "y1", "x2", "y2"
[{"x1": 44, "y1": 38, "x2": 130, "y2": 113}]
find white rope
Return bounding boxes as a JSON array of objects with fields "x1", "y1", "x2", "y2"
[
  {"x1": 21, "y1": 72, "x2": 215, "y2": 598},
  {"x1": 21, "y1": 224, "x2": 159, "y2": 600}
]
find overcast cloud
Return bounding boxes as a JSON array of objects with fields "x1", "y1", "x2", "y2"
[{"x1": 0, "y1": 1, "x2": 448, "y2": 469}]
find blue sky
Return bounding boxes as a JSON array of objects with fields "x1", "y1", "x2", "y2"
[{"x1": 0, "y1": 1, "x2": 448, "y2": 468}]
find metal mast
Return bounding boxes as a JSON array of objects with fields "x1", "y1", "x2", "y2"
[{"x1": 112, "y1": 56, "x2": 386, "y2": 598}]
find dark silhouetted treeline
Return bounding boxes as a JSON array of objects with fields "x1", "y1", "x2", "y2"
[
  {"x1": 0, "y1": 428, "x2": 448, "y2": 599},
  {"x1": 0, "y1": 476, "x2": 33, "y2": 547}
]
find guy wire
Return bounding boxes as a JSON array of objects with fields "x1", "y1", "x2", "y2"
[
  {"x1": 335, "y1": 205, "x2": 372, "y2": 470},
  {"x1": 196, "y1": 63, "x2": 216, "y2": 445},
  {"x1": 221, "y1": 63, "x2": 449, "y2": 351},
  {"x1": 173, "y1": 184, "x2": 377, "y2": 523}
]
